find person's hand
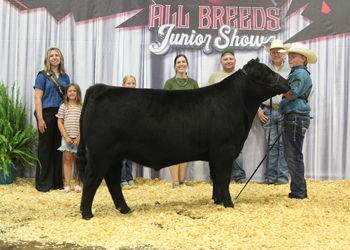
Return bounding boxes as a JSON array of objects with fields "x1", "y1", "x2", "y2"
[
  {"x1": 72, "y1": 137, "x2": 80, "y2": 146},
  {"x1": 257, "y1": 110, "x2": 268, "y2": 123},
  {"x1": 65, "y1": 136, "x2": 74, "y2": 145},
  {"x1": 38, "y1": 119, "x2": 47, "y2": 134}
]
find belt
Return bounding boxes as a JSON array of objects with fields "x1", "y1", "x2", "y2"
[
  {"x1": 284, "y1": 112, "x2": 309, "y2": 116},
  {"x1": 265, "y1": 104, "x2": 279, "y2": 110}
]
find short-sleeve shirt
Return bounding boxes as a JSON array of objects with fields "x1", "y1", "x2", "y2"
[
  {"x1": 163, "y1": 77, "x2": 199, "y2": 90},
  {"x1": 56, "y1": 103, "x2": 81, "y2": 138},
  {"x1": 34, "y1": 71, "x2": 70, "y2": 109},
  {"x1": 207, "y1": 70, "x2": 236, "y2": 86}
]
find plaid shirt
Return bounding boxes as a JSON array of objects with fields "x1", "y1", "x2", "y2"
[{"x1": 34, "y1": 71, "x2": 70, "y2": 109}]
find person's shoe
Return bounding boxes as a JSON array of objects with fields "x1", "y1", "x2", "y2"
[
  {"x1": 259, "y1": 180, "x2": 275, "y2": 185},
  {"x1": 36, "y1": 188, "x2": 50, "y2": 193},
  {"x1": 63, "y1": 186, "x2": 71, "y2": 193},
  {"x1": 121, "y1": 181, "x2": 128, "y2": 187},
  {"x1": 75, "y1": 185, "x2": 82, "y2": 193},
  {"x1": 235, "y1": 178, "x2": 248, "y2": 184},
  {"x1": 127, "y1": 180, "x2": 135, "y2": 186},
  {"x1": 180, "y1": 180, "x2": 194, "y2": 187},
  {"x1": 172, "y1": 181, "x2": 180, "y2": 189},
  {"x1": 275, "y1": 180, "x2": 288, "y2": 185}
]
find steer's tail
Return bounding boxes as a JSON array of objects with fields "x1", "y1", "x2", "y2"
[{"x1": 76, "y1": 88, "x2": 90, "y2": 182}]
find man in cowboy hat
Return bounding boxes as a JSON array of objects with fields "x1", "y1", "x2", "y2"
[
  {"x1": 278, "y1": 42, "x2": 317, "y2": 199},
  {"x1": 207, "y1": 48, "x2": 247, "y2": 184},
  {"x1": 258, "y1": 39, "x2": 291, "y2": 185}
]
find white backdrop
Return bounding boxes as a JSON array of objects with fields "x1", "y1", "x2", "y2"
[{"x1": 1, "y1": 0, "x2": 349, "y2": 181}]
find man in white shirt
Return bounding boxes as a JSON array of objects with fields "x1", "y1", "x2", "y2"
[
  {"x1": 207, "y1": 48, "x2": 247, "y2": 183},
  {"x1": 257, "y1": 39, "x2": 291, "y2": 185}
]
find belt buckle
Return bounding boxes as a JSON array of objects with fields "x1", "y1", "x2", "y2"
[{"x1": 272, "y1": 104, "x2": 279, "y2": 110}]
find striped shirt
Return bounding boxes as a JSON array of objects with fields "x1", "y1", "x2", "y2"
[{"x1": 56, "y1": 103, "x2": 81, "y2": 139}]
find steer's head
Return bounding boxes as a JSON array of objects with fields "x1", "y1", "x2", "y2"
[{"x1": 242, "y1": 58, "x2": 291, "y2": 94}]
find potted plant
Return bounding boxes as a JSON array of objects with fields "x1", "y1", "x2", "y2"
[{"x1": 0, "y1": 80, "x2": 41, "y2": 184}]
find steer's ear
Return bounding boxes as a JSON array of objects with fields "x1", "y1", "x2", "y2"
[
  {"x1": 248, "y1": 59, "x2": 255, "y2": 64},
  {"x1": 255, "y1": 58, "x2": 260, "y2": 63}
]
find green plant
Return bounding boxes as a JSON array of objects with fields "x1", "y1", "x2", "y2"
[{"x1": 0, "y1": 80, "x2": 41, "y2": 179}]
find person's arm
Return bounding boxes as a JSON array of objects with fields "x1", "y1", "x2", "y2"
[
  {"x1": 163, "y1": 80, "x2": 170, "y2": 90},
  {"x1": 284, "y1": 91, "x2": 292, "y2": 100},
  {"x1": 57, "y1": 118, "x2": 73, "y2": 145},
  {"x1": 34, "y1": 88, "x2": 46, "y2": 134}
]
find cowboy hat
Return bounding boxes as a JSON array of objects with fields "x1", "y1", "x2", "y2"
[
  {"x1": 264, "y1": 39, "x2": 291, "y2": 52},
  {"x1": 278, "y1": 42, "x2": 317, "y2": 64}
]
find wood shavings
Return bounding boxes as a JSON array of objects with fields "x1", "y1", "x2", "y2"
[{"x1": 0, "y1": 177, "x2": 349, "y2": 249}]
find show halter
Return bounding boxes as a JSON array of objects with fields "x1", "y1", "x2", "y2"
[{"x1": 242, "y1": 68, "x2": 281, "y2": 89}]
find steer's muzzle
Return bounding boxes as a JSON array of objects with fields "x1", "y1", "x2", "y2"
[{"x1": 276, "y1": 78, "x2": 291, "y2": 94}]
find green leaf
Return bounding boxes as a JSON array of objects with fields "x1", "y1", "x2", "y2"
[{"x1": 0, "y1": 80, "x2": 41, "y2": 179}]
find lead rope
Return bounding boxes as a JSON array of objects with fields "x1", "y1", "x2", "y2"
[
  {"x1": 233, "y1": 130, "x2": 282, "y2": 204},
  {"x1": 266, "y1": 98, "x2": 272, "y2": 184}
]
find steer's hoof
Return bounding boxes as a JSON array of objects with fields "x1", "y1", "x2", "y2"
[
  {"x1": 82, "y1": 213, "x2": 94, "y2": 220},
  {"x1": 213, "y1": 197, "x2": 223, "y2": 205},
  {"x1": 224, "y1": 202, "x2": 234, "y2": 208},
  {"x1": 117, "y1": 206, "x2": 131, "y2": 214},
  {"x1": 214, "y1": 200, "x2": 223, "y2": 205}
]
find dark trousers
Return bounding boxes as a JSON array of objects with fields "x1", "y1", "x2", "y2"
[
  {"x1": 121, "y1": 159, "x2": 133, "y2": 182},
  {"x1": 35, "y1": 108, "x2": 63, "y2": 192},
  {"x1": 282, "y1": 114, "x2": 310, "y2": 199}
]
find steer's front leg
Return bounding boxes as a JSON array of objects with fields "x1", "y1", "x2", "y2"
[{"x1": 211, "y1": 157, "x2": 234, "y2": 208}]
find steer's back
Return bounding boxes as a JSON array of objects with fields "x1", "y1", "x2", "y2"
[
  {"x1": 83, "y1": 84, "x2": 216, "y2": 170},
  {"x1": 82, "y1": 78, "x2": 250, "y2": 174}
]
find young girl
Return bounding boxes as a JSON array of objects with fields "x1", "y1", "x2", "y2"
[
  {"x1": 56, "y1": 83, "x2": 83, "y2": 193},
  {"x1": 121, "y1": 75, "x2": 136, "y2": 187}
]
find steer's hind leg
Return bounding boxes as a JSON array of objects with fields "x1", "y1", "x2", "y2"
[
  {"x1": 211, "y1": 158, "x2": 234, "y2": 208},
  {"x1": 80, "y1": 162, "x2": 103, "y2": 220},
  {"x1": 104, "y1": 161, "x2": 131, "y2": 214},
  {"x1": 209, "y1": 162, "x2": 221, "y2": 203}
]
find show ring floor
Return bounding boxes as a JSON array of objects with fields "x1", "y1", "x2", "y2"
[{"x1": 1, "y1": 178, "x2": 349, "y2": 250}]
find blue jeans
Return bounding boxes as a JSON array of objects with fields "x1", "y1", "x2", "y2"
[
  {"x1": 282, "y1": 114, "x2": 310, "y2": 199},
  {"x1": 262, "y1": 108, "x2": 289, "y2": 183},
  {"x1": 232, "y1": 152, "x2": 246, "y2": 182},
  {"x1": 121, "y1": 159, "x2": 133, "y2": 182}
]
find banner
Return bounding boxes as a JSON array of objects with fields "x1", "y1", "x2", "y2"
[{"x1": 1, "y1": 0, "x2": 349, "y2": 181}]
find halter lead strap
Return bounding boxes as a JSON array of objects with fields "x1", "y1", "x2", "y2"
[{"x1": 241, "y1": 68, "x2": 280, "y2": 88}]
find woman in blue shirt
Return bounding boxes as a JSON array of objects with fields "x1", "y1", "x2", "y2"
[
  {"x1": 278, "y1": 43, "x2": 317, "y2": 199},
  {"x1": 34, "y1": 45, "x2": 70, "y2": 192}
]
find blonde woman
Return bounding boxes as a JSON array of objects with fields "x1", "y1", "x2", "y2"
[{"x1": 34, "y1": 45, "x2": 70, "y2": 192}]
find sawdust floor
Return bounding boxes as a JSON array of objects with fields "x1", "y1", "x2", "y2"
[{"x1": 1, "y1": 177, "x2": 349, "y2": 250}]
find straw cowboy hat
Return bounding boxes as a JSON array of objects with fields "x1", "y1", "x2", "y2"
[
  {"x1": 278, "y1": 42, "x2": 317, "y2": 64},
  {"x1": 264, "y1": 39, "x2": 291, "y2": 52}
]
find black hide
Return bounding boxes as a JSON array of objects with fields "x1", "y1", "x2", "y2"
[{"x1": 76, "y1": 58, "x2": 290, "y2": 219}]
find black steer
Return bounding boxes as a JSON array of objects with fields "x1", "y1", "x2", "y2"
[{"x1": 76, "y1": 58, "x2": 290, "y2": 219}]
